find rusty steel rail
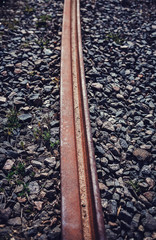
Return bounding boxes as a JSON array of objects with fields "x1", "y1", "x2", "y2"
[{"x1": 60, "y1": 0, "x2": 107, "y2": 239}]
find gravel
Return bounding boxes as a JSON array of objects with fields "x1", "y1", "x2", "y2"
[
  {"x1": 81, "y1": 0, "x2": 156, "y2": 239},
  {"x1": 0, "y1": 0, "x2": 63, "y2": 239}
]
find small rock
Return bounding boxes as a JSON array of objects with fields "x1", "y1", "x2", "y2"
[
  {"x1": 14, "y1": 68, "x2": 22, "y2": 74},
  {"x1": 133, "y1": 148, "x2": 152, "y2": 161},
  {"x1": 44, "y1": 48, "x2": 52, "y2": 55},
  {"x1": 8, "y1": 217, "x2": 21, "y2": 226},
  {"x1": 31, "y1": 160, "x2": 43, "y2": 168},
  {"x1": 119, "y1": 209, "x2": 132, "y2": 223},
  {"x1": 18, "y1": 113, "x2": 32, "y2": 122},
  {"x1": 146, "y1": 177, "x2": 155, "y2": 190},
  {"x1": 0, "y1": 96, "x2": 7, "y2": 104},
  {"x1": 14, "y1": 184, "x2": 24, "y2": 193},
  {"x1": 13, "y1": 203, "x2": 21, "y2": 215},
  {"x1": 47, "y1": 226, "x2": 61, "y2": 240},
  {"x1": 102, "y1": 121, "x2": 115, "y2": 132},
  {"x1": 0, "y1": 207, "x2": 12, "y2": 222},
  {"x1": 143, "y1": 192, "x2": 156, "y2": 202},
  {"x1": 28, "y1": 181, "x2": 40, "y2": 194},
  {"x1": 0, "y1": 154, "x2": 6, "y2": 168},
  {"x1": 3, "y1": 159, "x2": 14, "y2": 170},
  {"x1": 44, "y1": 157, "x2": 56, "y2": 168},
  {"x1": 131, "y1": 213, "x2": 141, "y2": 229},
  {"x1": 34, "y1": 201, "x2": 43, "y2": 211},
  {"x1": 119, "y1": 138, "x2": 128, "y2": 150},
  {"x1": 91, "y1": 82, "x2": 103, "y2": 90},
  {"x1": 108, "y1": 200, "x2": 118, "y2": 216},
  {"x1": 143, "y1": 213, "x2": 156, "y2": 231}
]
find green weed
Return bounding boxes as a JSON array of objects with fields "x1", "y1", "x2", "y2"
[
  {"x1": 24, "y1": 5, "x2": 34, "y2": 13},
  {"x1": 5, "y1": 108, "x2": 20, "y2": 136},
  {"x1": 17, "y1": 183, "x2": 30, "y2": 197},
  {"x1": 105, "y1": 33, "x2": 124, "y2": 45},
  {"x1": 50, "y1": 140, "x2": 59, "y2": 150},
  {"x1": 127, "y1": 180, "x2": 141, "y2": 194}
]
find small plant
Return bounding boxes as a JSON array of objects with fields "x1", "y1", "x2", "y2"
[
  {"x1": 127, "y1": 180, "x2": 140, "y2": 194},
  {"x1": 50, "y1": 140, "x2": 59, "y2": 150},
  {"x1": 39, "y1": 15, "x2": 51, "y2": 22},
  {"x1": 36, "y1": 15, "x2": 51, "y2": 28},
  {"x1": 17, "y1": 183, "x2": 30, "y2": 197},
  {"x1": 105, "y1": 33, "x2": 124, "y2": 45},
  {"x1": 33, "y1": 124, "x2": 51, "y2": 145},
  {"x1": 6, "y1": 163, "x2": 26, "y2": 181},
  {"x1": 20, "y1": 141, "x2": 25, "y2": 150},
  {"x1": 24, "y1": 5, "x2": 34, "y2": 13},
  {"x1": 42, "y1": 131, "x2": 51, "y2": 142},
  {"x1": 35, "y1": 38, "x2": 49, "y2": 49},
  {"x1": 5, "y1": 108, "x2": 20, "y2": 136}
]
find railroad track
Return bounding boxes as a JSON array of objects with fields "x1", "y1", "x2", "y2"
[{"x1": 60, "y1": 0, "x2": 107, "y2": 239}]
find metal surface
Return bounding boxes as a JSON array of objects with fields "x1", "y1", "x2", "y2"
[{"x1": 60, "y1": 0, "x2": 107, "y2": 239}]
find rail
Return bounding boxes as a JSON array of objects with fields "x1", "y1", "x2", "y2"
[{"x1": 60, "y1": 0, "x2": 107, "y2": 239}]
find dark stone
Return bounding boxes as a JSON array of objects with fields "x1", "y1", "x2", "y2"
[
  {"x1": 0, "y1": 154, "x2": 6, "y2": 168},
  {"x1": 119, "y1": 210, "x2": 132, "y2": 223},
  {"x1": 142, "y1": 213, "x2": 156, "y2": 231},
  {"x1": 96, "y1": 145, "x2": 105, "y2": 156},
  {"x1": 106, "y1": 229, "x2": 118, "y2": 240},
  {"x1": 47, "y1": 226, "x2": 61, "y2": 240},
  {"x1": 24, "y1": 227, "x2": 38, "y2": 238},
  {"x1": 46, "y1": 190, "x2": 56, "y2": 201},
  {"x1": 0, "y1": 207, "x2": 12, "y2": 222},
  {"x1": 108, "y1": 200, "x2": 117, "y2": 216},
  {"x1": 6, "y1": 150, "x2": 19, "y2": 158}
]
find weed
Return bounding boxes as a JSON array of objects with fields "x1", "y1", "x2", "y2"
[
  {"x1": 35, "y1": 38, "x2": 49, "y2": 49},
  {"x1": 33, "y1": 115, "x2": 60, "y2": 153},
  {"x1": 0, "y1": 188, "x2": 4, "y2": 192},
  {"x1": 16, "y1": 162, "x2": 25, "y2": 176},
  {"x1": 30, "y1": 171, "x2": 35, "y2": 177},
  {"x1": 50, "y1": 140, "x2": 59, "y2": 150},
  {"x1": 6, "y1": 170, "x2": 15, "y2": 180},
  {"x1": 24, "y1": 5, "x2": 34, "y2": 13},
  {"x1": 20, "y1": 141, "x2": 25, "y2": 150},
  {"x1": 33, "y1": 125, "x2": 51, "y2": 145},
  {"x1": 20, "y1": 41, "x2": 30, "y2": 49},
  {"x1": 6, "y1": 163, "x2": 26, "y2": 181},
  {"x1": 105, "y1": 33, "x2": 124, "y2": 45},
  {"x1": 1, "y1": 19, "x2": 19, "y2": 30},
  {"x1": 127, "y1": 180, "x2": 140, "y2": 194},
  {"x1": 5, "y1": 108, "x2": 20, "y2": 136},
  {"x1": 17, "y1": 183, "x2": 30, "y2": 197},
  {"x1": 39, "y1": 15, "x2": 51, "y2": 22},
  {"x1": 36, "y1": 15, "x2": 51, "y2": 28}
]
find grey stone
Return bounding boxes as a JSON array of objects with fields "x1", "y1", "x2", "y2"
[
  {"x1": 8, "y1": 217, "x2": 21, "y2": 226},
  {"x1": 18, "y1": 113, "x2": 32, "y2": 122},
  {"x1": 102, "y1": 121, "x2": 115, "y2": 132},
  {"x1": 119, "y1": 210, "x2": 132, "y2": 223},
  {"x1": 28, "y1": 181, "x2": 40, "y2": 194},
  {"x1": 108, "y1": 200, "x2": 118, "y2": 216},
  {"x1": 143, "y1": 213, "x2": 156, "y2": 231}
]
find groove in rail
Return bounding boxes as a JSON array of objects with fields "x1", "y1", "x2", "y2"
[{"x1": 60, "y1": 0, "x2": 107, "y2": 239}]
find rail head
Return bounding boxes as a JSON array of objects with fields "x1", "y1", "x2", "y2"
[{"x1": 60, "y1": 0, "x2": 107, "y2": 239}]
